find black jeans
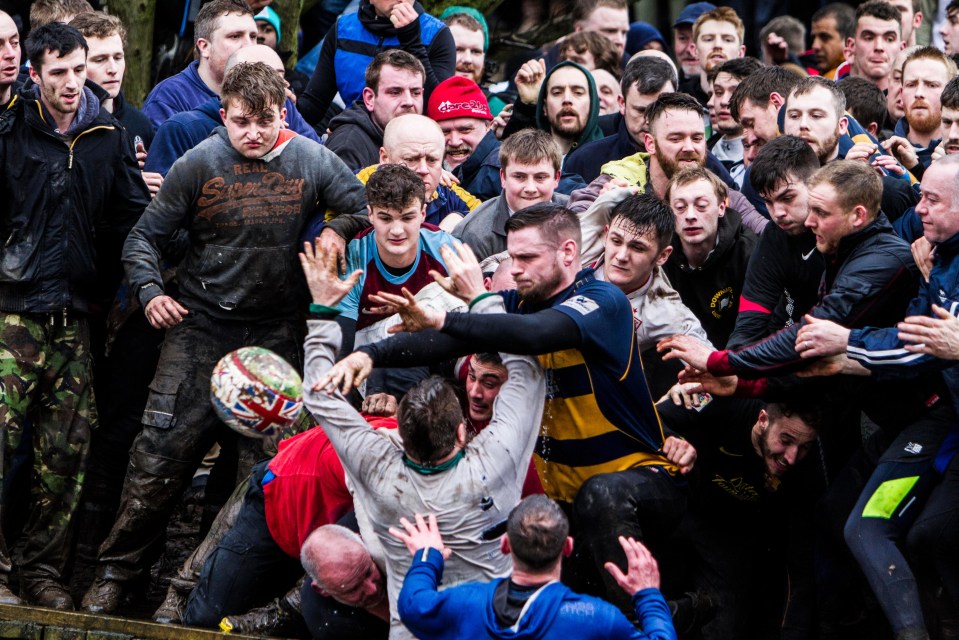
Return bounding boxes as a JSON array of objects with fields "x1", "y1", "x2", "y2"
[
  {"x1": 183, "y1": 460, "x2": 303, "y2": 627},
  {"x1": 564, "y1": 466, "x2": 686, "y2": 612}
]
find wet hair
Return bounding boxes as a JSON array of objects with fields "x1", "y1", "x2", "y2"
[
  {"x1": 812, "y1": 3, "x2": 856, "y2": 40},
  {"x1": 807, "y1": 160, "x2": 882, "y2": 219},
  {"x1": 644, "y1": 91, "x2": 704, "y2": 135},
  {"x1": 837, "y1": 76, "x2": 887, "y2": 133},
  {"x1": 855, "y1": 0, "x2": 902, "y2": 35},
  {"x1": 942, "y1": 76, "x2": 959, "y2": 110},
  {"x1": 902, "y1": 46, "x2": 959, "y2": 83},
  {"x1": 609, "y1": 192, "x2": 674, "y2": 251},
  {"x1": 766, "y1": 400, "x2": 824, "y2": 434},
  {"x1": 506, "y1": 495, "x2": 569, "y2": 571},
  {"x1": 505, "y1": 202, "x2": 582, "y2": 248},
  {"x1": 749, "y1": 135, "x2": 820, "y2": 198},
  {"x1": 665, "y1": 166, "x2": 727, "y2": 205},
  {"x1": 30, "y1": 0, "x2": 93, "y2": 29},
  {"x1": 707, "y1": 56, "x2": 763, "y2": 85},
  {"x1": 693, "y1": 6, "x2": 745, "y2": 45},
  {"x1": 621, "y1": 56, "x2": 677, "y2": 95},
  {"x1": 572, "y1": 0, "x2": 627, "y2": 24},
  {"x1": 300, "y1": 525, "x2": 366, "y2": 587},
  {"x1": 366, "y1": 163, "x2": 426, "y2": 211},
  {"x1": 729, "y1": 66, "x2": 801, "y2": 122},
  {"x1": 560, "y1": 31, "x2": 621, "y2": 80},
  {"x1": 195, "y1": 0, "x2": 252, "y2": 46},
  {"x1": 397, "y1": 376, "x2": 465, "y2": 465},
  {"x1": 70, "y1": 11, "x2": 125, "y2": 45},
  {"x1": 786, "y1": 75, "x2": 846, "y2": 119},
  {"x1": 760, "y1": 16, "x2": 805, "y2": 55},
  {"x1": 471, "y1": 352, "x2": 504, "y2": 369},
  {"x1": 366, "y1": 49, "x2": 425, "y2": 93},
  {"x1": 220, "y1": 61, "x2": 287, "y2": 117},
  {"x1": 26, "y1": 21, "x2": 87, "y2": 70},
  {"x1": 500, "y1": 128, "x2": 562, "y2": 173}
]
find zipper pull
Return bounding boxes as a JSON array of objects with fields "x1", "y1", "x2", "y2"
[{"x1": 68, "y1": 148, "x2": 73, "y2": 170}]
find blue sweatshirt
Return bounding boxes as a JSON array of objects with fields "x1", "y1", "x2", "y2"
[{"x1": 398, "y1": 548, "x2": 677, "y2": 640}]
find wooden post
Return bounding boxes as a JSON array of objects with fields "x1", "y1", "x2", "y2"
[
  {"x1": 271, "y1": 0, "x2": 305, "y2": 68},
  {"x1": 104, "y1": 0, "x2": 156, "y2": 108}
]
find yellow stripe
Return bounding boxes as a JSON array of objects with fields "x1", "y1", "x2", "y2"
[
  {"x1": 538, "y1": 348, "x2": 585, "y2": 370},
  {"x1": 541, "y1": 397, "x2": 621, "y2": 441},
  {"x1": 533, "y1": 452, "x2": 677, "y2": 504}
]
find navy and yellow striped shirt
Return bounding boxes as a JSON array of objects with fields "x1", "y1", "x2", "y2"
[{"x1": 502, "y1": 269, "x2": 677, "y2": 503}]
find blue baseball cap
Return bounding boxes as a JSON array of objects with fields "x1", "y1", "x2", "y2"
[{"x1": 673, "y1": 2, "x2": 716, "y2": 28}]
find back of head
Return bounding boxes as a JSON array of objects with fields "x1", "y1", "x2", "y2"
[
  {"x1": 760, "y1": 16, "x2": 805, "y2": 55},
  {"x1": 808, "y1": 160, "x2": 882, "y2": 218},
  {"x1": 749, "y1": 135, "x2": 820, "y2": 197},
  {"x1": 812, "y1": 3, "x2": 856, "y2": 40},
  {"x1": 505, "y1": 202, "x2": 582, "y2": 248},
  {"x1": 837, "y1": 76, "x2": 887, "y2": 131},
  {"x1": 383, "y1": 113, "x2": 444, "y2": 153},
  {"x1": 500, "y1": 128, "x2": 562, "y2": 174},
  {"x1": 560, "y1": 31, "x2": 621, "y2": 79},
  {"x1": 26, "y1": 20, "x2": 87, "y2": 70},
  {"x1": 366, "y1": 49, "x2": 425, "y2": 93},
  {"x1": 610, "y1": 192, "x2": 675, "y2": 251},
  {"x1": 692, "y1": 6, "x2": 744, "y2": 45},
  {"x1": 621, "y1": 55, "x2": 677, "y2": 96},
  {"x1": 730, "y1": 65, "x2": 801, "y2": 121},
  {"x1": 367, "y1": 163, "x2": 426, "y2": 211},
  {"x1": 506, "y1": 495, "x2": 569, "y2": 571},
  {"x1": 220, "y1": 61, "x2": 287, "y2": 115},
  {"x1": 227, "y1": 43, "x2": 284, "y2": 72},
  {"x1": 644, "y1": 91, "x2": 704, "y2": 136},
  {"x1": 69, "y1": 11, "x2": 125, "y2": 45},
  {"x1": 397, "y1": 376, "x2": 464, "y2": 465},
  {"x1": 30, "y1": 0, "x2": 93, "y2": 29},
  {"x1": 195, "y1": 0, "x2": 253, "y2": 45}
]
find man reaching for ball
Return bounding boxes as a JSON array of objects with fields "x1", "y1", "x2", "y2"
[{"x1": 82, "y1": 61, "x2": 368, "y2": 614}]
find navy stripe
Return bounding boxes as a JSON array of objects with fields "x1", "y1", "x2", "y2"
[
  {"x1": 338, "y1": 38, "x2": 384, "y2": 57},
  {"x1": 536, "y1": 430, "x2": 654, "y2": 467},
  {"x1": 549, "y1": 363, "x2": 593, "y2": 399}
]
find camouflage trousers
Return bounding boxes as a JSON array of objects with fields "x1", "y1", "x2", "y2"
[{"x1": 0, "y1": 312, "x2": 96, "y2": 585}]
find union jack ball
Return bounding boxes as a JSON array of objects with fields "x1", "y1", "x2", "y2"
[{"x1": 210, "y1": 347, "x2": 303, "y2": 439}]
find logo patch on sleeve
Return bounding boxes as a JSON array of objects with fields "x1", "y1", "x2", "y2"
[{"x1": 561, "y1": 295, "x2": 599, "y2": 315}]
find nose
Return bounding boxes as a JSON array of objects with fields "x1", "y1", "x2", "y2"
[
  {"x1": 562, "y1": 88, "x2": 573, "y2": 104},
  {"x1": 448, "y1": 130, "x2": 462, "y2": 147},
  {"x1": 949, "y1": 122, "x2": 959, "y2": 139},
  {"x1": 680, "y1": 135, "x2": 695, "y2": 152},
  {"x1": 414, "y1": 157, "x2": 429, "y2": 175},
  {"x1": 783, "y1": 446, "x2": 798, "y2": 466}
]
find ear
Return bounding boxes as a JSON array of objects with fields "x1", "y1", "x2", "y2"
[
  {"x1": 738, "y1": 44, "x2": 746, "y2": 57},
  {"x1": 914, "y1": 12, "x2": 923, "y2": 30},
  {"x1": 455, "y1": 422, "x2": 469, "y2": 447},
  {"x1": 552, "y1": 170, "x2": 561, "y2": 190},
  {"x1": 852, "y1": 203, "x2": 870, "y2": 227},
  {"x1": 717, "y1": 196, "x2": 727, "y2": 217},
  {"x1": 279, "y1": 107, "x2": 288, "y2": 123},
  {"x1": 501, "y1": 535, "x2": 511, "y2": 556},
  {"x1": 643, "y1": 131, "x2": 656, "y2": 154},
  {"x1": 867, "y1": 121, "x2": 879, "y2": 138},
  {"x1": 28, "y1": 65, "x2": 40, "y2": 85},
  {"x1": 617, "y1": 94, "x2": 625, "y2": 115},
  {"x1": 219, "y1": 107, "x2": 227, "y2": 122},
  {"x1": 562, "y1": 536, "x2": 574, "y2": 558},
  {"x1": 483, "y1": 275, "x2": 493, "y2": 291},
  {"x1": 379, "y1": 147, "x2": 389, "y2": 164},
  {"x1": 768, "y1": 92, "x2": 785, "y2": 110},
  {"x1": 602, "y1": 223, "x2": 610, "y2": 239},
  {"x1": 655, "y1": 244, "x2": 673, "y2": 266},
  {"x1": 362, "y1": 87, "x2": 376, "y2": 112},
  {"x1": 838, "y1": 115, "x2": 849, "y2": 137},
  {"x1": 758, "y1": 408, "x2": 768, "y2": 431},
  {"x1": 311, "y1": 580, "x2": 329, "y2": 597},
  {"x1": 560, "y1": 238, "x2": 578, "y2": 266},
  {"x1": 196, "y1": 37, "x2": 211, "y2": 60},
  {"x1": 367, "y1": 204, "x2": 374, "y2": 222},
  {"x1": 500, "y1": 168, "x2": 507, "y2": 184}
]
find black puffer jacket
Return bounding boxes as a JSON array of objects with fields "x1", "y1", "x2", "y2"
[
  {"x1": 709, "y1": 214, "x2": 918, "y2": 377},
  {"x1": 324, "y1": 100, "x2": 383, "y2": 172},
  {"x1": 0, "y1": 84, "x2": 150, "y2": 314}
]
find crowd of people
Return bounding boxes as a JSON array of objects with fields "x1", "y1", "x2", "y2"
[{"x1": 2, "y1": 0, "x2": 959, "y2": 638}]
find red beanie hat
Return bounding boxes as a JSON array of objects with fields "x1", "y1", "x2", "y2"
[{"x1": 427, "y1": 77, "x2": 493, "y2": 121}]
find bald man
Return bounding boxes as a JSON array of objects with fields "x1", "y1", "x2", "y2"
[
  {"x1": 0, "y1": 11, "x2": 21, "y2": 105},
  {"x1": 145, "y1": 44, "x2": 320, "y2": 177},
  {"x1": 320, "y1": 113, "x2": 480, "y2": 248}
]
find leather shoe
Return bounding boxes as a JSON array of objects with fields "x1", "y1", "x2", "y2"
[
  {"x1": 81, "y1": 577, "x2": 125, "y2": 614},
  {"x1": 22, "y1": 580, "x2": 74, "y2": 610},
  {"x1": 152, "y1": 586, "x2": 187, "y2": 624},
  {"x1": 0, "y1": 583, "x2": 22, "y2": 605}
]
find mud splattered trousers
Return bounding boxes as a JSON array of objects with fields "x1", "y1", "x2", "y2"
[
  {"x1": 91, "y1": 310, "x2": 302, "y2": 586},
  {"x1": 0, "y1": 311, "x2": 96, "y2": 589}
]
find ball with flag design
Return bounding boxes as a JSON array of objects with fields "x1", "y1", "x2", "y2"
[{"x1": 211, "y1": 347, "x2": 303, "y2": 438}]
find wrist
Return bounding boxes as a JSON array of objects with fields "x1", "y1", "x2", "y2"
[
  {"x1": 431, "y1": 309, "x2": 446, "y2": 330},
  {"x1": 309, "y1": 302, "x2": 342, "y2": 318}
]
